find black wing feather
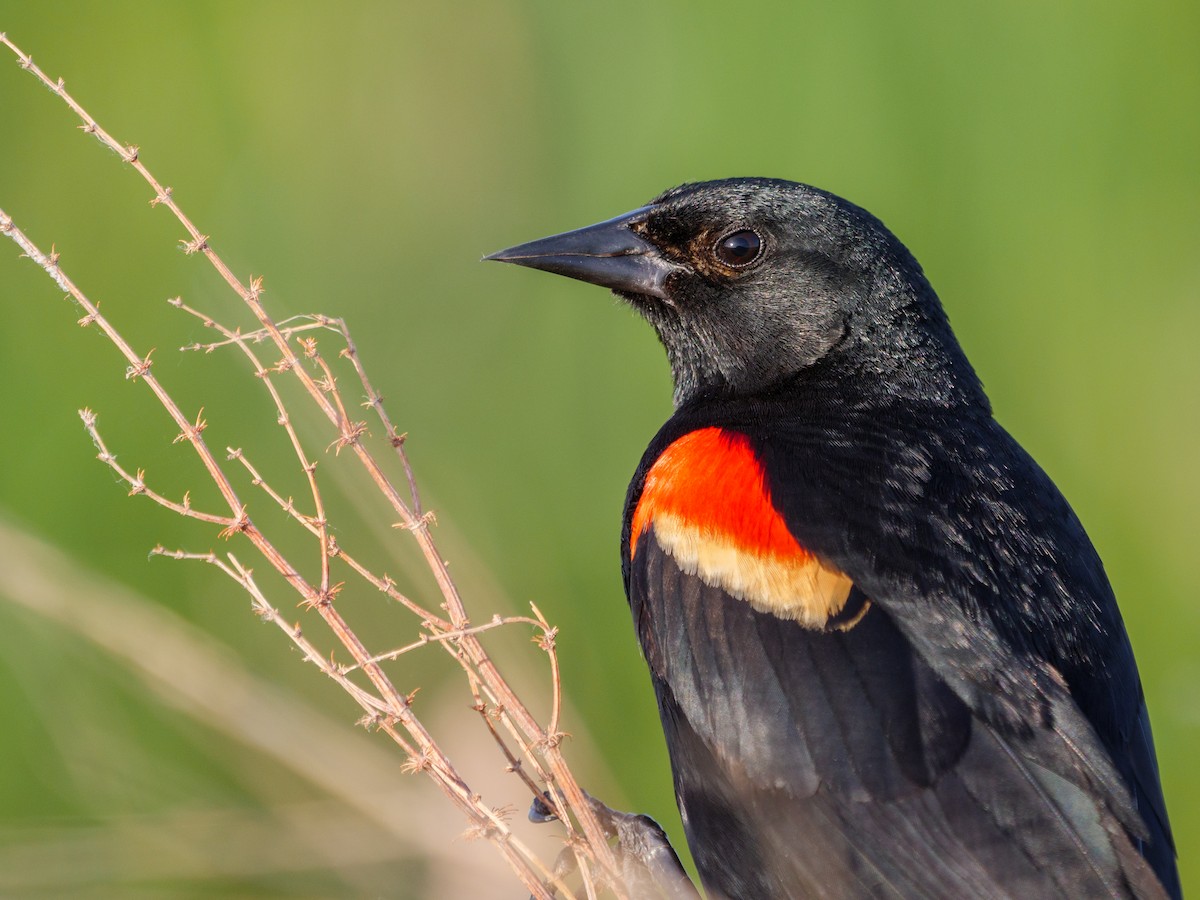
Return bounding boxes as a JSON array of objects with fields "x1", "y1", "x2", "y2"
[{"x1": 631, "y1": 534, "x2": 1166, "y2": 899}]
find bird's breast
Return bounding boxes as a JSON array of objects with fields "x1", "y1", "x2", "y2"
[{"x1": 631, "y1": 427, "x2": 863, "y2": 629}]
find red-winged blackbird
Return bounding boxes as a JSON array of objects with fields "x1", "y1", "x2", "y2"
[{"x1": 488, "y1": 179, "x2": 1179, "y2": 899}]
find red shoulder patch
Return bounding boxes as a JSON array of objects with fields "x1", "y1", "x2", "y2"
[
  {"x1": 630, "y1": 427, "x2": 861, "y2": 628},
  {"x1": 631, "y1": 427, "x2": 806, "y2": 560}
]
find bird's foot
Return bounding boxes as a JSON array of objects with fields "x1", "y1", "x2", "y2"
[{"x1": 528, "y1": 791, "x2": 699, "y2": 899}]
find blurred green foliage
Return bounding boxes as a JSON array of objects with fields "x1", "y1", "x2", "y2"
[{"x1": 1, "y1": 2, "x2": 1197, "y2": 896}]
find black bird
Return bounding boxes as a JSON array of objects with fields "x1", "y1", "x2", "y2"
[{"x1": 488, "y1": 179, "x2": 1179, "y2": 899}]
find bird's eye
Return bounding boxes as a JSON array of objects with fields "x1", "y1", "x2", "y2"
[{"x1": 713, "y1": 229, "x2": 763, "y2": 268}]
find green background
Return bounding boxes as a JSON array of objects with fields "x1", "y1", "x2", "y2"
[{"x1": 1, "y1": 3, "x2": 1197, "y2": 896}]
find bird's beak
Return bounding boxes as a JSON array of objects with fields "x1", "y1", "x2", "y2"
[{"x1": 485, "y1": 206, "x2": 678, "y2": 300}]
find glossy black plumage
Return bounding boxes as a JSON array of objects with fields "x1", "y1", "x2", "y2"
[{"x1": 490, "y1": 179, "x2": 1179, "y2": 899}]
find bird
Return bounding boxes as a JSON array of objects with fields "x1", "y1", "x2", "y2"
[{"x1": 486, "y1": 178, "x2": 1180, "y2": 899}]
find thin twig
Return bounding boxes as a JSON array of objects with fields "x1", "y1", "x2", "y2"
[
  {"x1": 2, "y1": 195, "x2": 568, "y2": 900},
  {"x1": 2, "y1": 32, "x2": 631, "y2": 896}
]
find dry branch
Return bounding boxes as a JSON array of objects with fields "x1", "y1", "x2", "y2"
[{"x1": 0, "y1": 32, "x2": 635, "y2": 899}]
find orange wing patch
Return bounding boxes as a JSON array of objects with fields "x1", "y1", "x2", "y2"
[{"x1": 631, "y1": 428, "x2": 859, "y2": 629}]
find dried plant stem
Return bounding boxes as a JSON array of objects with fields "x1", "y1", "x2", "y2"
[
  {"x1": 2, "y1": 31, "x2": 628, "y2": 898},
  {"x1": 1, "y1": 204, "x2": 565, "y2": 897}
]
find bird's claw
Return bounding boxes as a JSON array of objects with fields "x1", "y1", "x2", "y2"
[{"x1": 527, "y1": 790, "x2": 698, "y2": 899}]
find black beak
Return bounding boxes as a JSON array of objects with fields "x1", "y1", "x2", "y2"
[{"x1": 485, "y1": 206, "x2": 679, "y2": 300}]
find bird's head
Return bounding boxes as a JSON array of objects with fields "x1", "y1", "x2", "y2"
[{"x1": 488, "y1": 178, "x2": 984, "y2": 410}]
